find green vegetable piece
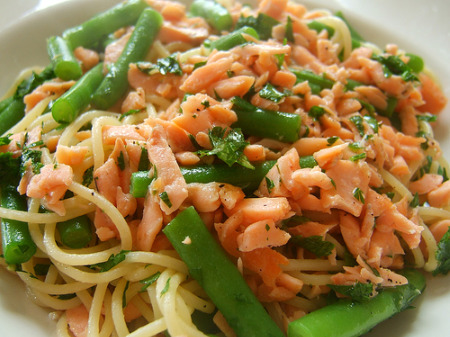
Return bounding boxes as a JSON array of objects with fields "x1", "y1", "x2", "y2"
[
  {"x1": 349, "y1": 115, "x2": 364, "y2": 136},
  {"x1": 235, "y1": 13, "x2": 279, "y2": 40},
  {"x1": 189, "y1": 0, "x2": 232, "y2": 32},
  {"x1": 290, "y1": 235, "x2": 334, "y2": 257},
  {"x1": 371, "y1": 54, "x2": 418, "y2": 82},
  {"x1": 433, "y1": 227, "x2": 450, "y2": 276},
  {"x1": 208, "y1": 26, "x2": 259, "y2": 51},
  {"x1": 335, "y1": 11, "x2": 365, "y2": 49},
  {"x1": 231, "y1": 96, "x2": 301, "y2": 142},
  {"x1": 328, "y1": 282, "x2": 375, "y2": 303},
  {"x1": 292, "y1": 69, "x2": 334, "y2": 95},
  {"x1": 91, "y1": 250, "x2": 129, "y2": 272},
  {"x1": 0, "y1": 153, "x2": 36, "y2": 264},
  {"x1": 288, "y1": 269, "x2": 425, "y2": 337},
  {"x1": 259, "y1": 83, "x2": 287, "y2": 103},
  {"x1": 92, "y1": 8, "x2": 163, "y2": 110},
  {"x1": 130, "y1": 170, "x2": 154, "y2": 198},
  {"x1": 63, "y1": 0, "x2": 150, "y2": 49},
  {"x1": 131, "y1": 161, "x2": 275, "y2": 198},
  {"x1": 299, "y1": 155, "x2": 318, "y2": 169},
  {"x1": 52, "y1": 62, "x2": 104, "y2": 123},
  {"x1": 47, "y1": 36, "x2": 82, "y2": 81},
  {"x1": 285, "y1": 16, "x2": 294, "y2": 42},
  {"x1": 405, "y1": 53, "x2": 424, "y2": 73},
  {"x1": 163, "y1": 207, "x2": 285, "y2": 337},
  {"x1": 307, "y1": 21, "x2": 335, "y2": 37},
  {"x1": 197, "y1": 127, "x2": 253, "y2": 169},
  {"x1": 57, "y1": 215, "x2": 93, "y2": 249},
  {"x1": 0, "y1": 99, "x2": 26, "y2": 136}
]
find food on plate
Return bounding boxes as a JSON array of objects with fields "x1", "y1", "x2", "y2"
[{"x1": 0, "y1": 0, "x2": 448, "y2": 336}]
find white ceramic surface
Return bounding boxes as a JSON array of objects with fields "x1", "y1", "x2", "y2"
[{"x1": 0, "y1": 1, "x2": 449, "y2": 336}]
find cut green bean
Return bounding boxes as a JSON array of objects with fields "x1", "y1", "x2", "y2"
[
  {"x1": 0, "y1": 96, "x2": 14, "y2": 113},
  {"x1": 231, "y1": 96, "x2": 301, "y2": 142},
  {"x1": 0, "y1": 99, "x2": 26, "y2": 135},
  {"x1": 405, "y1": 53, "x2": 424, "y2": 73},
  {"x1": 92, "y1": 8, "x2": 163, "y2": 110},
  {"x1": 57, "y1": 215, "x2": 93, "y2": 249},
  {"x1": 292, "y1": 69, "x2": 334, "y2": 94},
  {"x1": 163, "y1": 207, "x2": 285, "y2": 337},
  {"x1": 130, "y1": 170, "x2": 154, "y2": 198},
  {"x1": 130, "y1": 161, "x2": 275, "y2": 198},
  {"x1": 335, "y1": 11, "x2": 365, "y2": 49},
  {"x1": 307, "y1": 21, "x2": 335, "y2": 37},
  {"x1": 63, "y1": 0, "x2": 149, "y2": 49},
  {"x1": 181, "y1": 161, "x2": 275, "y2": 193},
  {"x1": 288, "y1": 269, "x2": 425, "y2": 337},
  {"x1": 47, "y1": 36, "x2": 82, "y2": 81},
  {"x1": 189, "y1": 0, "x2": 233, "y2": 32},
  {"x1": 52, "y1": 62, "x2": 104, "y2": 123},
  {"x1": 0, "y1": 152, "x2": 36, "y2": 264},
  {"x1": 208, "y1": 26, "x2": 259, "y2": 51}
]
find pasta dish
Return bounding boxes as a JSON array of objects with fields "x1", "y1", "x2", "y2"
[{"x1": 0, "y1": 0, "x2": 449, "y2": 336}]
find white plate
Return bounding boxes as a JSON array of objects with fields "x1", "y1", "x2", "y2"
[{"x1": 0, "y1": 0, "x2": 449, "y2": 336}]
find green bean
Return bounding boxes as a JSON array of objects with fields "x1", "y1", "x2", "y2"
[
  {"x1": 91, "y1": 8, "x2": 163, "y2": 110},
  {"x1": 130, "y1": 170, "x2": 154, "y2": 198},
  {"x1": 181, "y1": 161, "x2": 275, "y2": 193},
  {"x1": 163, "y1": 207, "x2": 285, "y2": 337},
  {"x1": 0, "y1": 152, "x2": 36, "y2": 264},
  {"x1": 62, "y1": 0, "x2": 149, "y2": 49},
  {"x1": 405, "y1": 53, "x2": 424, "y2": 73},
  {"x1": 47, "y1": 36, "x2": 82, "y2": 81},
  {"x1": 307, "y1": 21, "x2": 335, "y2": 37},
  {"x1": 208, "y1": 26, "x2": 259, "y2": 51},
  {"x1": 57, "y1": 215, "x2": 93, "y2": 249},
  {"x1": 52, "y1": 62, "x2": 104, "y2": 123},
  {"x1": 130, "y1": 161, "x2": 275, "y2": 198},
  {"x1": 335, "y1": 11, "x2": 365, "y2": 49},
  {"x1": 288, "y1": 269, "x2": 425, "y2": 337},
  {"x1": 0, "y1": 96, "x2": 14, "y2": 113},
  {"x1": 231, "y1": 96, "x2": 301, "y2": 142},
  {"x1": 292, "y1": 69, "x2": 334, "y2": 94},
  {"x1": 0, "y1": 99, "x2": 25, "y2": 135},
  {"x1": 189, "y1": 0, "x2": 233, "y2": 32}
]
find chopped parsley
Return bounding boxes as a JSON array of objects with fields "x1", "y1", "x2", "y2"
[
  {"x1": 140, "y1": 271, "x2": 161, "y2": 292},
  {"x1": 265, "y1": 177, "x2": 275, "y2": 194},
  {"x1": 197, "y1": 127, "x2": 254, "y2": 169},
  {"x1": 235, "y1": 13, "x2": 280, "y2": 40},
  {"x1": 285, "y1": 16, "x2": 295, "y2": 42},
  {"x1": 259, "y1": 83, "x2": 287, "y2": 103},
  {"x1": 159, "y1": 191, "x2": 172, "y2": 208},
  {"x1": 328, "y1": 282, "x2": 374, "y2": 302},
  {"x1": 308, "y1": 106, "x2": 326, "y2": 120},
  {"x1": 119, "y1": 109, "x2": 142, "y2": 121},
  {"x1": 349, "y1": 115, "x2": 364, "y2": 136},
  {"x1": 299, "y1": 155, "x2": 318, "y2": 168},
  {"x1": 0, "y1": 134, "x2": 12, "y2": 146},
  {"x1": 161, "y1": 277, "x2": 171, "y2": 296},
  {"x1": 433, "y1": 227, "x2": 450, "y2": 276},
  {"x1": 409, "y1": 192, "x2": 420, "y2": 208},
  {"x1": 371, "y1": 54, "x2": 419, "y2": 82},
  {"x1": 117, "y1": 151, "x2": 126, "y2": 171},
  {"x1": 353, "y1": 187, "x2": 365, "y2": 203},
  {"x1": 350, "y1": 152, "x2": 366, "y2": 162},
  {"x1": 90, "y1": 250, "x2": 129, "y2": 272},
  {"x1": 326, "y1": 136, "x2": 339, "y2": 146},
  {"x1": 290, "y1": 235, "x2": 335, "y2": 257},
  {"x1": 82, "y1": 166, "x2": 94, "y2": 187},
  {"x1": 136, "y1": 55, "x2": 183, "y2": 76}
]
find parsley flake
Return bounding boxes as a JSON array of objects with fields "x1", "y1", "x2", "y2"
[{"x1": 197, "y1": 127, "x2": 254, "y2": 169}]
